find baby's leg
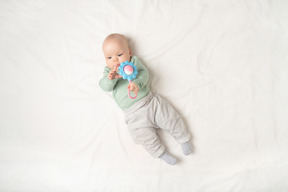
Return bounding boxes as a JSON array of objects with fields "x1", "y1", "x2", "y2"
[
  {"x1": 181, "y1": 140, "x2": 193, "y2": 155},
  {"x1": 129, "y1": 126, "x2": 166, "y2": 158},
  {"x1": 159, "y1": 151, "x2": 177, "y2": 165},
  {"x1": 129, "y1": 126, "x2": 178, "y2": 165},
  {"x1": 154, "y1": 95, "x2": 192, "y2": 155},
  {"x1": 124, "y1": 94, "x2": 178, "y2": 165}
]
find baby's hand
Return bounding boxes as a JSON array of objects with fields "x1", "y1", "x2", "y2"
[
  {"x1": 128, "y1": 82, "x2": 139, "y2": 95},
  {"x1": 108, "y1": 64, "x2": 122, "y2": 80},
  {"x1": 108, "y1": 70, "x2": 122, "y2": 80}
]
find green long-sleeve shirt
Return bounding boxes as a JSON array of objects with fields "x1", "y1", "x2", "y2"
[{"x1": 99, "y1": 56, "x2": 150, "y2": 110}]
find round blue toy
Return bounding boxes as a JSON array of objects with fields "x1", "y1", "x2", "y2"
[{"x1": 118, "y1": 61, "x2": 138, "y2": 99}]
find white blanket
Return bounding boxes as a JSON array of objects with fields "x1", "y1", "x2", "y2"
[{"x1": 1, "y1": 0, "x2": 288, "y2": 191}]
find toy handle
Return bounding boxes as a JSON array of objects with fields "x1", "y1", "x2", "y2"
[{"x1": 128, "y1": 81, "x2": 137, "y2": 99}]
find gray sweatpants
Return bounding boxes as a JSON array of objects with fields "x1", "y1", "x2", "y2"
[{"x1": 124, "y1": 92, "x2": 190, "y2": 158}]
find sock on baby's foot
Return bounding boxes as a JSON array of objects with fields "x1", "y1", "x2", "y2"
[
  {"x1": 181, "y1": 141, "x2": 193, "y2": 155},
  {"x1": 159, "y1": 151, "x2": 177, "y2": 165}
]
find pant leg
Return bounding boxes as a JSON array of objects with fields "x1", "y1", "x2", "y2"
[
  {"x1": 124, "y1": 108, "x2": 165, "y2": 158},
  {"x1": 153, "y1": 95, "x2": 191, "y2": 144}
]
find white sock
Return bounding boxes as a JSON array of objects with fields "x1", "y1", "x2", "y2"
[
  {"x1": 159, "y1": 151, "x2": 177, "y2": 165},
  {"x1": 181, "y1": 141, "x2": 193, "y2": 155}
]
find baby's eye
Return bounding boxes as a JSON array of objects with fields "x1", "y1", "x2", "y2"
[
  {"x1": 107, "y1": 57, "x2": 112, "y2": 59},
  {"x1": 118, "y1": 54, "x2": 123, "y2": 57}
]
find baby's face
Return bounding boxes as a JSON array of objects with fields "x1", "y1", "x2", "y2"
[{"x1": 103, "y1": 39, "x2": 131, "y2": 69}]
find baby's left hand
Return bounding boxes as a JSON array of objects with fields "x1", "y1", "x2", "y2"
[{"x1": 128, "y1": 82, "x2": 139, "y2": 95}]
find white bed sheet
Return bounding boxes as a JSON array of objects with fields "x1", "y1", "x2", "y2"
[{"x1": 1, "y1": 0, "x2": 288, "y2": 191}]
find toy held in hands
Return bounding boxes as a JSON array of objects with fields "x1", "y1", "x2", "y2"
[{"x1": 118, "y1": 61, "x2": 138, "y2": 99}]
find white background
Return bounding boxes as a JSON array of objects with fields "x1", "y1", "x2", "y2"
[{"x1": 1, "y1": 0, "x2": 288, "y2": 191}]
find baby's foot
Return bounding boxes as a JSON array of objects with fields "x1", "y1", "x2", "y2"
[
  {"x1": 181, "y1": 141, "x2": 193, "y2": 155},
  {"x1": 159, "y1": 151, "x2": 177, "y2": 165}
]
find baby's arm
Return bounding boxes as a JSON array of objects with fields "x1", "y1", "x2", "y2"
[
  {"x1": 99, "y1": 66, "x2": 120, "y2": 92},
  {"x1": 132, "y1": 57, "x2": 149, "y2": 90}
]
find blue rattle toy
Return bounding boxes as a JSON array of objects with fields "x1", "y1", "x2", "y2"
[{"x1": 118, "y1": 61, "x2": 138, "y2": 99}]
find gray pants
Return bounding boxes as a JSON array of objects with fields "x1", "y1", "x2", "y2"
[{"x1": 124, "y1": 92, "x2": 190, "y2": 158}]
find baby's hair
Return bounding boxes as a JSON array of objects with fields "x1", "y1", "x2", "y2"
[
  {"x1": 105, "y1": 33, "x2": 127, "y2": 40},
  {"x1": 103, "y1": 33, "x2": 130, "y2": 49}
]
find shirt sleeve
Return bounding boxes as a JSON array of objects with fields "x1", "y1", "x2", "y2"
[
  {"x1": 132, "y1": 56, "x2": 149, "y2": 89},
  {"x1": 99, "y1": 66, "x2": 119, "y2": 92}
]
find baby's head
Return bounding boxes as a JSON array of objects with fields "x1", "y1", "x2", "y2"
[{"x1": 102, "y1": 33, "x2": 132, "y2": 69}]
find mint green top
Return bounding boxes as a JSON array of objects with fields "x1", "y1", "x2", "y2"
[{"x1": 99, "y1": 56, "x2": 150, "y2": 110}]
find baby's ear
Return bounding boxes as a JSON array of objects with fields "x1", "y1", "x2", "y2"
[{"x1": 129, "y1": 48, "x2": 132, "y2": 56}]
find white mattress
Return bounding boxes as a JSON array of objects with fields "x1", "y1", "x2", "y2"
[{"x1": 1, "y1": 0, "x2": 288, "y2": 191}]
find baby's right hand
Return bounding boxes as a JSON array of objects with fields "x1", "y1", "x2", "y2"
[{"x1": 108, "y1": 64, "x2": 122, "y2": 80}]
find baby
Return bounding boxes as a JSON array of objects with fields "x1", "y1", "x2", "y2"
[{"x1": 99, "y1": 33, "x2": 192, "y2": 165}]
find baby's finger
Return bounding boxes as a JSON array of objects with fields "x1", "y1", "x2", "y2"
[
  {"x1": 108, "y1": 72, "x2": 114, "y2": 80},
  {"x1": 115, "y1": 74, "x2": 122, "y2": 79},
  {"x1": 113, "y1": 64, "x2": 120, "y2": 71},
  {"x1": 133, "y1": 86, "x2": 139, "y2": 94}
]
